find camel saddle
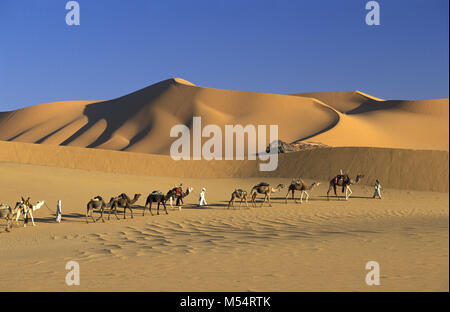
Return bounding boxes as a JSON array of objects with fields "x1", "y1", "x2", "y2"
[
  {"x1": 151, "y1": 191, "x2": 163, "y2": 196},
  {"x1": 257, "y1": 182, "x2": 269, "y2": 187},
  {"x1": 93, "y1": 196, "x2": 103, "y2": 201}
]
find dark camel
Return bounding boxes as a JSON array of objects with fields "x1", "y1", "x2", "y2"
[
  {"x1": 327, "y1": 174, "x2": 364, "y2": 200},
  {"x1": 109, "y1": 193, "x2": 141, "y2": 219},
  {"x1": 143, "y1": 190, "x2": 176, "y2": 216},
  {"x1": 172, "y1": 187, "x2": 193, "y2": 208}
]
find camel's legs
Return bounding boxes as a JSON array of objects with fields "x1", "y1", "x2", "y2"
[
  {"x1": 15, "y1": 210, "x2": 21, "y2": 225},
  {"x1": 293, "y1": 190, "x2": 299, "y2": 204},
  {"x1": 124, "y1": 204, "x2": 133, "y2": 219},
  {"x1": 162, "y1": 201, "x2": 168, "y2": 215},
  {"x1": 96, "y1": 205, "x2": 105, "y2": 223},
  {"x1": 305, "y1": 191, "x2": 310, "y2": 202},
  {"x1": 5, "y1": 215, "x2": 11, "y2": 232},
  {"x1": 228, "y1": 196, "x2": 233, "y2": 209},
  {"x1": 113, "y1": 205, "x2": 119, "y2": 220},
  {"x1": 345, "y1": 186, "x2": 352, "y2": 200},
  {"x1": 156, "y1": 202, "x2": 160, "y2": 215},
  {"x1": 285, "y1": 190, "x2": 290, "y2": 203},
  {"x1": 29, "y1": 210, "x2": 35, "y2": 226},
  {"x1": 300, "y1": 191, "x2": 303, "y2": 203},
  {"x1": 149, "y1": 201, "x2": 153, "y2": 216}
]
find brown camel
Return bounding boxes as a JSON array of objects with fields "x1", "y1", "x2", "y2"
[
  {"x1": 285, "y1": 179, "x2": 321, "y2": 204},
  {"x1": 86, "y1": 196, "x2": 108, "y2": 223},
  {"x1": 327, "y1": 174, "x2": 365, "y2": 200},
  {"x1": 228, "y1": 189, "x2": 249, "y2": 209},
  {"x1": 0, "y1": 204, "x2": 13, "y2": 232},
  {"x1": 171, "y1": 187, "x2": 193, "y2": 209},
  {"x1": 143, "y1": 190, "x2": 176, "y2": 216},
  {"x1": 109, "y1": 193, "x2": 141, "y2": 219},
  {"x1": 250, "y1": 183, "x2": 285, "y2": 207}
]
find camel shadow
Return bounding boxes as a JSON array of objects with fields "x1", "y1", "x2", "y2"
[
  {"x1": 178, "y1": 204, "x2": 220, "y2": 210},
  {"x1": 317, "y1": 195, "x2": 373, "y2": 200}
]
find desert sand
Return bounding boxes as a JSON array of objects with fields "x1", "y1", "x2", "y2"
[{"x1": 0, "y1": 78, "x2": 448, "y2": 291}]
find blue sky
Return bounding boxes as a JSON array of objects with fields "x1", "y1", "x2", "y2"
[{"x1": 0, "y1": 0, "x2": 448, "y2": 111}]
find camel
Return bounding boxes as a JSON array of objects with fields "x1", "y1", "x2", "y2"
[
  {"x1": 250, "y1": 183, "x2": 285, "y2": 207},
  {"x1": 13, "y1": 198, "x2": 45, "y2": 227},
  {"x1": 86, "y1": 196, "x2": 108, "y2": 223},
  {"x1": 0, "y1": 204, "x2": 13, "y2": 232},
  {"x1": 109, "y1": 193, "x2": 142, "y2": 219},
  {"x1": 285, "y1": 179, "x2": 321, "y2": 204},
  {"x1": 327, "y1": 174, "x2": 365, "y2": 200},
  {"x1": 171, "y1": 187, "x2": 193, "y2": 209},
  {"x1": 228, "y1": 189, "x2": 249, "y2": 209},
  {"x1": 143, "y1": 189, "x2": 176, "y2": 216}
]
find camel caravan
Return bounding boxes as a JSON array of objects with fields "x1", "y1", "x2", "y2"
[
  {"x1": 1, "y1": 171, "x2": 371, "y2": 231},
  {"x1": 85, "y1": 185, "x2": 193, "y2": 223}
]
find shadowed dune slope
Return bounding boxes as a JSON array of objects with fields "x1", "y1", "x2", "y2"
[
  {"x1": 0, "y1": 79, "x2": 448, "y2": 154},
  {"x1": 0, "y1": 140, "x2": 447, "y2": 192}
]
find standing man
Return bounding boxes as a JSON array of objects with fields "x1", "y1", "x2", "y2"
[{"x1": 56, "y1": 200, "x2": 62, "y2": 222}]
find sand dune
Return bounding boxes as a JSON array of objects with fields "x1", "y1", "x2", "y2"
[
  {"x1": 0, "y1": 141, "x2": 447, "y2": 192},
  {"x1": 292, "y1": 91, "x2": 449, "y2": 150},
  {"x1": 1, "y1": 79, "x2": 447, "y2": 154}
]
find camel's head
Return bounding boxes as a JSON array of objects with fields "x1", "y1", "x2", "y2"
[
  {"x1": 312, "y1": 182, "x2": 321, "y2": 188},
  {"x1": 34, "y1": 201, "x2": 45, "y2": 209},
  {"x1": 277, "y1": 184, "x2": 285, "y2": 189},
  {"x1": 355, "y1": 174, "x2": 365, "y2": 183},
  {"x1": 134, "y1": 194, "x2": 142, "y2": 199}
]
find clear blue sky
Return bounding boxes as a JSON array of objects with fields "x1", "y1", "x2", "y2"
[{"x1": 0, "y1": 0, "x2": 448, "y2": 111}]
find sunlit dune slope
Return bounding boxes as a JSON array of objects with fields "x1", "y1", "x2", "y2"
[{"x1": 292, "y1": 91, "x2": 449, "y2": 151}]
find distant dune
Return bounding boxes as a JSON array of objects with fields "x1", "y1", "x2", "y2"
[
  {"x1": 0, "y1": 140, "x2": 447, "y2": 192},
  {"x1": 292, "y1": 91, "x2": 449, "y2": 151}
]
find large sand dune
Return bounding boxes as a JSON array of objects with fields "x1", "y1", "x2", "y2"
[{"x1": 0, "y1": 79, "x2": 448, "y2": 154}]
